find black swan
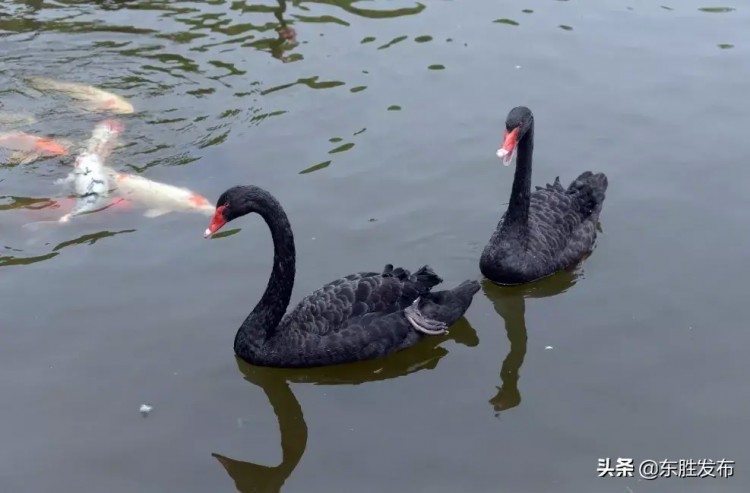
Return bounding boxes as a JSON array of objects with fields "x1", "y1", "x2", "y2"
[
  {"x1": 203, "y1": 185, "x2": 480, "y2": 368},
  {"x1": 479, "y1": 106, "x2": 608, "y2": 285}
]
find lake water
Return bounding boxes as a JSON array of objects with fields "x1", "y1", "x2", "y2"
[{"x1": 1, "y1": 1, "x2": 749, "y2": 492}]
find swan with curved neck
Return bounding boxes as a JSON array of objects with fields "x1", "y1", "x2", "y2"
[
  {"x1": 480, "y1": 106, "x2": 609, "y2": 285},
  {"x1": 204, "y1": 185, "x2": 480, "y2": 368}
]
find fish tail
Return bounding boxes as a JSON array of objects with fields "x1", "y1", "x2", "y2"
[{"x1": 26, "y1": 76, "x2": 63, "y2": 92}]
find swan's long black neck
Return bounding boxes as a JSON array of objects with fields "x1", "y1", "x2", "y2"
[
  {"x1": 234, "y1": 187, "x2": 296, "y2": 358},
  {"x1": 269, "y1": 379, "x2": 306, "y2": 474},
  {"x1": 505, "y1": 123, "x2": 534, "y2": 230}
]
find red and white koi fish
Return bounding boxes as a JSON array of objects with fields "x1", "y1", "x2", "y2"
[
  {"x1": 26, "y1": 76, "x2": 135, "y2": 114},
  {"x1": 110, "y1": 171, "x2": 215, "y2": 218},
  {"x1": 0, "y1": 131, "x2": 69, "y2": 165}
]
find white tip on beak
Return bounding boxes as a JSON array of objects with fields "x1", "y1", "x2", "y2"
[
  {"x1": 204, "y1": 228, "x2": 212, "y2": 238},
  {"x1": 496, "y1": 148, "x2": 514, "y2": 166}
]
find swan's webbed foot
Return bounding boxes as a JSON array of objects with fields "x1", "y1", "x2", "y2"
[{"x1": 404, "y1": 299, "x2": 448, "y2": 336}]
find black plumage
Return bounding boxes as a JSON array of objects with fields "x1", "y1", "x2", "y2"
[
  {"x1": 206, "y1": 185, "x2": 480, "y2": 368},
  {"x1": 480, "y1": 106, "x2": 608, "y2": 285}
]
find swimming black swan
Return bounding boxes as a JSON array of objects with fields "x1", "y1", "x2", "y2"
[
  {"x1": 204, "y1": 185, "x2": 480, "y2": 368},
  {"x1": 479, "y1": 106, "x2": 608, "y2": 285}
]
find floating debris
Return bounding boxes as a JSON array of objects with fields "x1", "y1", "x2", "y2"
[{"x1": 139, "y1": 403, "x2": 153, "y2": 416}]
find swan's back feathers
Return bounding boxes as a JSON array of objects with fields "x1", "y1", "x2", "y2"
[
  {"x1": 280, "y1": 264, "x2": 443, "y2": 338},
  {"x1": 528, "y1": 171, "x2": 607, "y2": 250},
  {"x1": 535, "y1": 176, "x2": 565, "y2": 193},
  {"x1": 482, "y1": 170, "x2": 608, "y2": 284},
  {"x1": 256, "y1": 264, "x2": 477, "y2": 367},
  {"x1": 275, "y1": 310, "x2": 420, "y2": 367},
  {"x1": 382, "y1": 263, "x2": 443, "y2": 306},
  {"x1": 525, "y1": 170, "x2": 607, "y2": 270},
  {"x1": 266, "y1": 271, "x2": 477, "y2": 367}
]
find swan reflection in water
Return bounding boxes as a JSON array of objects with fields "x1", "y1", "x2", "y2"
[
  {"x1": 269, "y1": 0, "x2": 298, "y2": 63},
  {"x1": 245, "y1": 0, "x2": 428, "y2": 64},
  {"x1": 481, "y1": 268, "x2": 581, "y2": 416},
  {"x1": 212, "y1": 317, "x2": 478, "y2": 493}
]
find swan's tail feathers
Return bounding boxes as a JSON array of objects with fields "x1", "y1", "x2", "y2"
[
  {"x1": 569, "y1": 171, "x2": 608, "y2": 199},
  {"x1": 537, "y1": 176, "x2": 564, "y2": 193},
  {"x1": 452, "y1": 279, "x2": 481, "y2": 300},
  {"x1": 444, "y1": 280, "x2": 481, "y2": 319},
  {"x1": 414, "y1": 265, "x2": 443, "y2": 291},
  {"x1": 568, "y1": 171, "x2": 608, "y2": 215},
  {"x1": 406, "y1": 280, "x2": 480, "y2": 334},
  {"x1": 382, "y1": 263, "x2": 411, "y2": 281},
  {"x1": 551, "y1": 176, "x2": 564, "y2": 192}
]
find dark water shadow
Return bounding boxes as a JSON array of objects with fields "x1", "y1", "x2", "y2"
[
  {"x1": 480, "y1": 269, "x2": 580, "y2": 417},
  {"x1": 213, "y1": 317, "x2": 478, "y2": 493}
]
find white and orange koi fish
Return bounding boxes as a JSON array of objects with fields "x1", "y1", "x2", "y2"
[
  {"x1": 109, "y1": 171, "x2": 215, "y2": 218},
  {"x1": 26, "y1": 76, "x2": 135, "y2": 114},
  {"x1": 0, "y1": 131, "x2": 70, "y2": 165}
]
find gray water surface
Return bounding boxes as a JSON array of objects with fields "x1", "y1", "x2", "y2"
[{"x1": 2, "y1": 1, "x2": 749, "y2": 492}]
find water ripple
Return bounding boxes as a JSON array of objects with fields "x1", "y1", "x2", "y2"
[{"x1": 0, "y1": 229, "x2": 135, "y2": 267}]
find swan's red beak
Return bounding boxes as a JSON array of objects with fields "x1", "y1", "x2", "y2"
[
  {"x1": 204, "y1": 205, "x2": 227, "y2": 238},
  {"x1": 497, "y1": 127, "x2": 519, "y2": 166}
]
